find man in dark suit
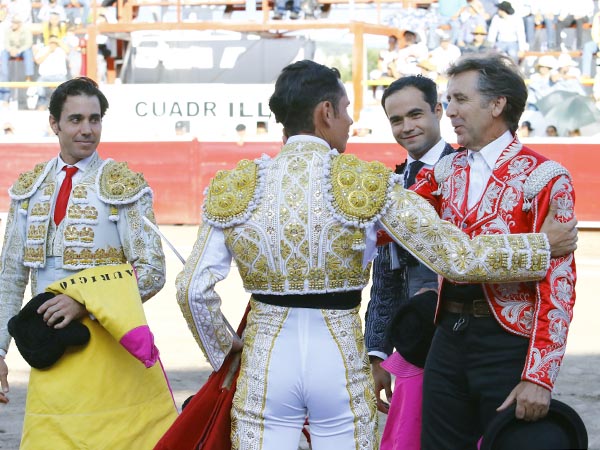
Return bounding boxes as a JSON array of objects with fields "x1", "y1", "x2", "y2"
[{"x1": 365, "y1": 75, "x2": 455, "y2": 448}]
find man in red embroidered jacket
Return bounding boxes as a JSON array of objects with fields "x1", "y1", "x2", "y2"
[{"x1": 412, "y1": 53, "x2": 577, "y2": 450}]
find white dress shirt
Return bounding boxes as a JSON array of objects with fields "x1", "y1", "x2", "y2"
[{"x1": 467, "y1": 131, "x2": 512, "y2": 208}]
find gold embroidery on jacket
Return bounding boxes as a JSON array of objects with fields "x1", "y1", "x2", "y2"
[
  {"x1": 68, "y1": 205, "x2": 99, "y2": 222},
  {"x1": 72, "y1": 185, "x2": 88, "y2": 200},
  {"x1": 99, "y1": 161, "x2": 149, "y2": 202},
  {"x1": 30, "y1": 202, "x2": 51, "y2": 218},
  {"x1": 27, "y1": 224, "x2": 47, "y2": 242},
  {"x1": 63, "y1": 246, "x2": 126, "y2": 267},
  {"x1": 10, "y1": 162, "x2": 49, "y2": 197},
  {"x1": 330, "y1": 154, "x2": 389, "y2": 222},
  {"x1": 204, "y1": 159, "x2": 259, "y2": 224},
  {"x1": 64, "y1": 225, "x2": 95, "y2": 244}
]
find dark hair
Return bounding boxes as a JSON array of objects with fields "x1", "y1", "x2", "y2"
[
  {"x1": 49, "y1": 77, "x2": 109, "y2": 121},
  {"x1": 403, "y1": 30, "x2": 417, "y2": 42},
  {"x1": 269, "y1": 60, "x2": 344, "y2": 136},
  {"x1": 447, "y1": 53, "x2": 526, "y2": 134},
  {"x1": 521, "y1": 120, "x2": 533, "y2": 131},
  {"x1": 381, "y1": 75, "x2": 438, "y2": 114}
]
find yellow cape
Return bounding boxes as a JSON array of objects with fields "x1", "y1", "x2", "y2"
[{"x1": 20, "y1": 264, "x2": 177, "y2": 450}]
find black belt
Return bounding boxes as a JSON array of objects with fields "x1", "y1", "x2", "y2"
[
  {"x1": 442, "y1": 283, "x2": 485, "y2": 300},
  {"x1": 442, "y1": 299, "x2": 491, "y2": 317},
  {"x1": 441, "y1": 283, "x2": 491, "y2": 318},
  {"x1": 252, "y1": 291, "x2": 361, "y2": 310}
]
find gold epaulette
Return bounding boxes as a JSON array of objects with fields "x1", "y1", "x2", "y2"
[
  {"x1": 98, "y1": 160, "x2": 151, "y2": 204},
  {"x1": 330, "y1": 154, "x2": 391, "y2": 224},
  {"x1": 9, "y1": 162, "x2": 52, "y2": 200},
  {"x1": 203, "y1": 159, "x2": 259, "y2": 227}
]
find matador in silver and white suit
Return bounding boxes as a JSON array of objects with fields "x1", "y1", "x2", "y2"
[{"x1": 176, "y1": 135, "x2": 552, "y2": 450}]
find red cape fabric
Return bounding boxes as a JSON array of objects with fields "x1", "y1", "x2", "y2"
[{"x1": 154, "y1": 303, "x2": 250, "y2": 450}]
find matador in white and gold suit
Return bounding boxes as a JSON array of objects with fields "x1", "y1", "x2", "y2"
[
  {"x1": 0, "y1": 151, "x2": 165, "y2": 311},
  {"x1": 0, "y1": 151, "x2": 171, "y2": 448},
  {"x1": 0, "y1": 78, "x2": 173, "y2": 448},
  {"x1": 176, "y1": 60, "x2": 555, "y2": 450}
]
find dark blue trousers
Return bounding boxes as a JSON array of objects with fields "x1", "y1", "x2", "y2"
[{"x1": 421, "y1": 312, "x2": 529, "y2": 450}]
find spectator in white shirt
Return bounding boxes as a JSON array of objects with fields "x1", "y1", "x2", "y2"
[
  {"x1": 31, "y1": 35, "x2": 68, "y2": 109},
  {"x1": 37, "y1": 0, "x2": 66, "y2": 23},
  {"x1": 487, "y1": 1, "x2": 527, "y2": 63},
  {"x1": 428, "y1": 31, "x2": 462, "y2": 75},
  {"x1": 392, "y1": 30, "x2": 429, "y2": 78},
  {"x1": 550, "y1": 53, "x2": 586, "y2": 96},
  {"x1": 527, "y1": 55, "x2": 556, "y2": 107},
  {"x1": 369, "y1": 35, "x2": 400, "y2": 98},
  {"x1": 4, "y1": 0, "x2": 32, "y2": 24}
]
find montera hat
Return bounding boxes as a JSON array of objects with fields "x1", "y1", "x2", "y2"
[
  {"x1": 386, "y1": 290, "x2": 437, "y2": 368},
  {"x1": 8, "y1": 292, "x2": 90, "y2": 369},
  {"x1": 480, "y1": 399, "x2": 588, "y2": 450},
  {"x1": 496, "y1": 1, "x2": 514, "y2": 15}
]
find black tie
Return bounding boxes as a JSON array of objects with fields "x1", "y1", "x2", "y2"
[{"x1": 405, "y1": 160, "x2": 425, "y2": 188}]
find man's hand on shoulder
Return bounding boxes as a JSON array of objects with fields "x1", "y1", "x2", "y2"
[{"x1": 541, "y1": 200, "x2": 578, "y2": 258}]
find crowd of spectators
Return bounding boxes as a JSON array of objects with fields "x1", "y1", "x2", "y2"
[
  {"x1": 1, "y1": 0, "x2": 600, "y2": 137},
  {"x1": 0, "y1": 0, "x2": 114, "y2": 110},
  {"x1": 369, "y1": 0, "x2": 600, "y2": 137}
]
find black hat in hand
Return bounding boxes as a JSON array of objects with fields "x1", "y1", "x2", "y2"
[
  {"x1": 480, "y1": 399, "x2": 588, "y2": 450},
  {"x1": 8, "y1": 292, "x2": 90, "y2": 369},
  {"x1": 386, "y1": 290, "x2": 437, "y2": 368}
]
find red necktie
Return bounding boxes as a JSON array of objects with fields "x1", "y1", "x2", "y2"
[{"x1": 54, "y1": 166, "x2": 78, "y2": 225}]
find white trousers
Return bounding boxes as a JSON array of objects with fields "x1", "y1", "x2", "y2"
[{"x1": 232, "y1": 300, "x2": 377, "y2": 450}]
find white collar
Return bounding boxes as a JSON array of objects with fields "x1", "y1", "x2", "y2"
[
  {"x1": 285, "y1": 134, "x2": 332, "y2": 149},
  {"x1": 406, "y1": 139, "x2": 447, "y2": 167},
  {"x1": 54, "y1": 152, "x2": 95, "y2": 175},
  {"x1": 467, "y1": 131, "x2": 512, "y2": 170}
]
